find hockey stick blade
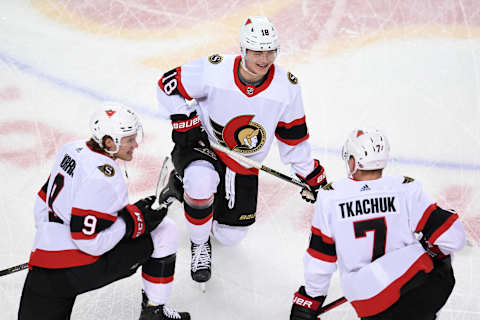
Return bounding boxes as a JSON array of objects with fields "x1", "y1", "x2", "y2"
[
  {"x1": 0, "y1": 262, "x2": 28, "y2": 277},
  {"x1": 317, "y1": 296, "x2": 347, "y2": 317},
  {"x1": 151, "y1": 156, "x2": 175, "y2": 210}
]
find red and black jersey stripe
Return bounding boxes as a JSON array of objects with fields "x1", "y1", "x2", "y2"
[
  {"x1": 157, "y1": 67, "x2": 193, "y2": 100},
  {"x1": 142, "y1": 254, "x2": 176, "y2": 284},
  {"x1": 37, "y1": 176, "x2": 50, "y2": 202},
  {"x1": 415, "y1": 203, "x2": 459, "y2": 244},
  {"x1": 70, "y1": 208, "x2": 117, "y2": 240},
  {"x1": 307, "y1": 226, "x2": 337, "y2": 262},
  {"x1": 275, "y1": 117, "x2": 309, "y2": 146}
]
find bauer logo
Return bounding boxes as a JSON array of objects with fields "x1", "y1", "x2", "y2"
[
  {"x1": 208, "y1": 54, "x2": 223, "y2": 64},
  {"x1": 98, "y1": 164, "x2": 115, "y2": 177},
  {"x1": 172, "y1": 116, "x2": 200, "y2": 132},
  {"x1": 287, "y1": 72, "x2": 298, "y2": 84}
]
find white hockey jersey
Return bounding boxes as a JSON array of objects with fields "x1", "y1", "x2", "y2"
[
  {"x1": 303, "y1": 175, "x2": 465, "y2": 317},
  {"x1": 157, "y1": 54, "x2": 314, "y2": 176},
  {"x1": 29, "y1": 140, "x2": 128, "y2": 269}
]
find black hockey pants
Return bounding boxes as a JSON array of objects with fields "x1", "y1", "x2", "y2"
[
  {"x1": 361, "y1": 256, "x2": 455, "y2": 320},
  {"x1": 18, "y1": 234, "x2": 153, "y2": 320}
]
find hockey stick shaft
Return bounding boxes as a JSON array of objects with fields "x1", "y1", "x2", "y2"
[
  {"x1": 318, "y1": 296, "x2": 347, "y2": 316},
  {"x1": 209, "y1": 142, "x2": 309, "y2": 189},
  {"x1": 0, "y1": 262, "x2": 28, "y2": 277}
]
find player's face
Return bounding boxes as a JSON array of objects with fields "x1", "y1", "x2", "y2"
[
  {"x1": 115, "y1": 133, "x2": 139, "y2": 161},
  {"x1": 244, "y1": 49, "x2": 276, "y2": 79}
]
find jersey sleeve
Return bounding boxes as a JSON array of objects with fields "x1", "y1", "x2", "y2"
[
  {"x1": 70, "y1": 175, "x2": 127, "y2": 256},
  {"x1": 304, "y1": 196, "x2": 337, "y2": 297},
  {"x1": 408, "y1": 180, "x2": 466, "y2": 255},
  {"x1": 156, "y1": 57, "x2": 207, "y2": 116},
  {"x1": 275, "y1": 84, "x2": 315, "y2": 176}
]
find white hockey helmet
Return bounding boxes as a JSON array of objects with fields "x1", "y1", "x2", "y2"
[
  {"x1": 89, "y1": 103, "x2": 143, "y2": 156},
  {"x1": 341, "y1": 128, "x2": 390, "y2": 176},
  {"x1": 240, "y1": 16, "x2": 280, "y2": 58}
]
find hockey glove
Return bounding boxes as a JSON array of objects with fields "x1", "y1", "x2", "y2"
[
  {"x1": 118, "y1": 196, "x2": 167, "y2": 239},
  {"x1": 170, "y1": 111, "x2": 217, "y2": 176},
  {"x1": 290, "y1": 286, "x2": 326, "y2": 320},
  {"x1": 296, "y1": 159, "x2": 327, "y2": 203},
  {"x1": 171, "y1": 111, "x2": 210, "y2": 149}
]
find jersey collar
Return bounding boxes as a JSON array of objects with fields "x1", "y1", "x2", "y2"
[{"x1": 233, "y1": 56, "x2": 274, "y2": 97}]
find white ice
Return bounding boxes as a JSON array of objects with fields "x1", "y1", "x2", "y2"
[{"x1": 0, "y1": 1, "x2": 479, "y2": 319}]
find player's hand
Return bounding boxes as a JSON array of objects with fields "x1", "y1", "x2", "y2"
[
  {"x1": 290, "y1": 286, "x2": 326, "y2": 320},
  {"x1": 119, "y1": 196, "x2": 167, "y2": 239},
  {"x1": 171, "y1": 111, "x2": 210, "y2": 149},
  {"x1": 296, "y1": 159, "x2": 327, "y2": 203}
]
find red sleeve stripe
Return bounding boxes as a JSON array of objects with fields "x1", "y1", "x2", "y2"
[
  {"x1": 429, "y1": 213, "x2": 459, "y2": 244},
  {"x1": 311, "y1": 226, "x2": 335, "y2": 244},
  {"x1": 415, "y1": 203, "x2": 437, "y2": 232},
  {"x1": 71, "y1": 232, "x2": 97, "y2": 240},
  {"x1": 277, "y1": 116, "x2": 307, "y2": 129},
  {"x1": 157, "y1": 67, "x2": 193, "y2": 100},
  {"x1": 275, "y1": 134, "x2": 310, "y2": 146},
  {"x1": 38, "y1": 189, "x2": 46, "y2": 202},
  {"x1": 71, "y1": 207, "x2": 117, "y2": 221},
  {"x1": 307, "y1": 248, "x2": 337, "y2": 262},
  {"x1": 142, "y1": 272, "x2": 174, "y2": 284}
]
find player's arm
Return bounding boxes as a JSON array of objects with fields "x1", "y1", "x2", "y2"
[
  {"x1": 409, "y1": 179, "x2": 466, "y2": 258},
  {"x1": 291, "y1": 200, "x2": 337, "y2": 320},
  {"x1": 275, "y1": 88, "x2": 326, "y2": 203},
  {"x1": 70, "y1": 178, "x2": 167, "y2": 256}
]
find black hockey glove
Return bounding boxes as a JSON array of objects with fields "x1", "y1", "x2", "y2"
[
  {"x1": 118, "y1": 196, "x2": 167, "y2": 239},
  {"x1": 171, "y1": 111, "x2": 210, "y2": 149},
  {"x1": 296, "y1": 159, "x2": 327, "y2": 203},
  {"x1": 290, "y1": 286, "x2": 326, "y2": 320},
  {"x1": 170, "y1": 111, "x2": 217, "y2": 176}
]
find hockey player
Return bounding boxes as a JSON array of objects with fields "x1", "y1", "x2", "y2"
[
  {"x1": 290, "y1": 129, "x2": 466, "y2": 320},
  {"x1": 18, "y1": 105, "x2": 190, "y2": 320},
  {"x1": 156, "y1": 16, "x2": 327, "y2": 284}
]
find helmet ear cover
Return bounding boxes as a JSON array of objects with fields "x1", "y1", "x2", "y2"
[
  {"x1": 341, "y1": 129, "x2": 390, "y2": 177},
  {"x1": 89, "y1": 103, "x2": 143, "y2": 156}
]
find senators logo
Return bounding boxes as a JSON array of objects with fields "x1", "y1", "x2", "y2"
[
  {"x1": 287, "y1": 72, "x2": 298, "y2": 85},
  {"x1": 210, "y1": 115, "x2": 266, "y2": 154},
  {"x1": 208, "y1": 54, "x2": 223, "y2": 64},
  {"x1": 98, "y1": 164, "x2": 115, "y2": 177}
]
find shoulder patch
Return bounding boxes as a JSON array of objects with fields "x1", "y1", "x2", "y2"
[
  {"x1": 322, "y1": 182, "x2": 334, "y2": 191},
  {"x1": 98, "y1": 164, "x2": 115, "y2": 177},
  {"x1": 402, "y1": 176, "x2": 415, "y2": 184},
  {"x1": 208, "y1": 54, "x2": 223, "y2": 64},
  {"x1": 287, "y1": 72, "x2": 298, "y2": 85}
]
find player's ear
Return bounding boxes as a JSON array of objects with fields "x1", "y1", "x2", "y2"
[{"x1": 103, "y1": 136, "x2": 115, "y2": 152}]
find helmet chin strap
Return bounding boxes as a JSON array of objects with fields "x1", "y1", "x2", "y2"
[{"x1": 240, "y1": 57, "x2": 258, "y2": 77}]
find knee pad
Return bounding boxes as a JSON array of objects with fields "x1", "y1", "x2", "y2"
[
  {"x1": 150, "y1": 217, "x2": 178, "y2": 258},
  {"x1": 183, "y1": 160, "x2": 219, "y2": 199},
  {"x1": 212, "y1": 221, "x2": 249, "y2": 246}
]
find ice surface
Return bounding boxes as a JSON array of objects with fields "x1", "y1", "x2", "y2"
[{"x1": 0, "y1": 1, "x2": 479, "y2": 319}]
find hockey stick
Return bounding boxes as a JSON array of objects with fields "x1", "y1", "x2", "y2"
[
  {"x1": 0, "y1": 262, "x2": 28, "y2": 277},
  {"x1": 207, "y1": 142, "x2": 309, "y2": 189},
  {"x1": 318, "y1": 296, "x2": 347, "y2": 316},
  {"x1": 151, "y1": 156, "x2": 175, "y2": 210}
]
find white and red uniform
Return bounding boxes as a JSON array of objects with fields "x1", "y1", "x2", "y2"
[
  {"x1": 303, "y1": 175, "x2": 466, "y2": 317},
  {"x1": 29, "y1": 140, "x2": 178, "y2": 304},
  {"x1": 30, "y1": 140, "x2": 127, "y2": 269},
  {"x1": 157, "y1": 54, "x2": 315, "y2": 177}
]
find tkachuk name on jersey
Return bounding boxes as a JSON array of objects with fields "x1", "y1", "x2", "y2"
[{"x1": 339, "y1": 196, "x2": 397, "y2": 219}]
